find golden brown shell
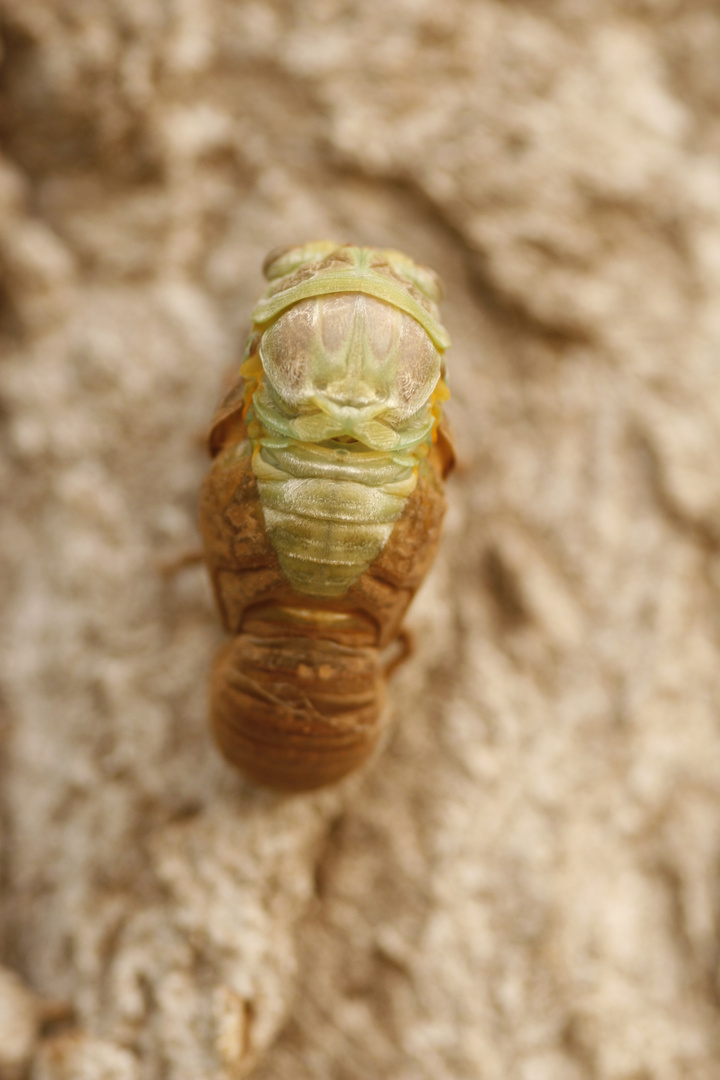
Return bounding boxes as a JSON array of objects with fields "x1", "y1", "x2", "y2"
[
  {"x1": 199, "y1": 243, "x2": 453, "y2": 790},
  {"x1": 199, "y1": 385, "x2": 451, "y2": 790}
]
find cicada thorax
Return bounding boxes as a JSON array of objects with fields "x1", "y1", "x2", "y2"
[{"x1": 199, "y1": 243, "x2": 454, "y2": 791}]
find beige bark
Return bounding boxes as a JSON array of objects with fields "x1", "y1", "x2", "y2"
[{"x1": 1, "y1": 1, "x2": 720, "y2": 1077}]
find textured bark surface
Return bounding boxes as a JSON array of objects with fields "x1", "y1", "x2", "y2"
[{"x1": 2, "y1": 1, "x2": 720, "y2": 1077}]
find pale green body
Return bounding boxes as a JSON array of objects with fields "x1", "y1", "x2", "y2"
[
  {"x1": 252, "y1": 438, "x2": 417, "y2": 595},
  {"x1": 245, "y1": 245, "x2": 450, "y2": 597}
]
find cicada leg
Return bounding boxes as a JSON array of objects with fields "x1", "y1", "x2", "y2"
[
  {"x1": 381, "y1": 629, "x2": 415, "y2": 677},
  {"x1": 156, "y1": 548, "x2": 206, "y2": 578}
]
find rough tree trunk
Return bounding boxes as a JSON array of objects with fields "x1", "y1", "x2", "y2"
[{"x1": 1, "y1": 2, "x2": 720, "y2": 1078}]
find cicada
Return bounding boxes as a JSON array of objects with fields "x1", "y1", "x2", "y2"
[{"x1": 199, "y1": 242, "x2": 454, "y2": 790}]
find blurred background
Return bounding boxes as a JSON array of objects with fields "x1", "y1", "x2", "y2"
[{"x1": 1, "y1": 1, "x2": 720, "y2": 1078}]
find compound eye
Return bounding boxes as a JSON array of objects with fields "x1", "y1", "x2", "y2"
[
  {"x1": 381, "y1": 249, "x2": 444, "y2": 303},
  {"x1": 263, "y1": 241, "x2": 340, "y2": 281}
]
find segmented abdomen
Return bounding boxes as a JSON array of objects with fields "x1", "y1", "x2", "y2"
[
  {"x1": 199, "y1": 426, "x2": 449, "y2": 790},
  {"x1": 251, "y1": 441, "x2": 417, "y2": 597},
  {"x1": 210, "y1": 629, "x2": 385, "y2": 790}
]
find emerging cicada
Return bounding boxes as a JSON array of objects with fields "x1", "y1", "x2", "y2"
[{"x1": 199, "y1": 242, "x2": 454, "y2": 790}]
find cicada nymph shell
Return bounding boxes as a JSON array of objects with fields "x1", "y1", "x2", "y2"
[{"x1": 199, "y1": 243, "x2": 454, "y2": 790}]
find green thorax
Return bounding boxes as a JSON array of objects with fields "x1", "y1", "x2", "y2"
[{"x1": 243, "y1": 243, "x2": 450, "y2": 597}]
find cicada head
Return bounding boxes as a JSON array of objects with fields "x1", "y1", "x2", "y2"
[{"x1": 248, "y1": 244, "x2": 450, "y2": 452}]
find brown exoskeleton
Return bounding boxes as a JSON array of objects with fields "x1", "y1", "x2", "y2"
[{"x1": 199, "y1": 242, "x2": 454, "y2": 790}]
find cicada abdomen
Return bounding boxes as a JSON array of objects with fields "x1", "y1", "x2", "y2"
[{"x1": 199, "y1": 243, "x2": 454, "y2": 790}]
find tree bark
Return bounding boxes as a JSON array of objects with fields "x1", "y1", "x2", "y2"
[{"x1": 1, "y1": 2, "x2": 720, "y2": 1077}]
